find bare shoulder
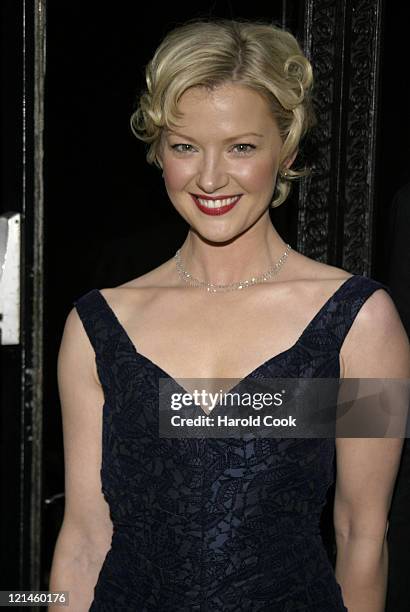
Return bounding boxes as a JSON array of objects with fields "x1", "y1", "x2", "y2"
[
  {"x1": 340, "y1": 278, "x2": 410, "y2": 378},
  {"x1": 62, "y1": 262, "x2": 174, "y2": 382},
  {"x1": 59, "y1": 304, "x2": 103, "y2": 389},
  {"x1": 291, "y1": 255, "x2": 409, "y2": 378},
  {"x1": 342, "y1": 271, "x2": 404, "y2": 342},
  {"x1": 287, "y1": 249, "x2": 351, "y2": 280},
  {"x1": 97, "y1": 256, "x2": 178, "y2": 314},
  {"x1": 287, "y1": 252, "x2": 410, "y2": 376},
  {"x1": 287, "y1": 251, "x2": 354, "y2": 292},
  {"x1": 60, "y1": 304, "x2": 96, "y2": 366}
]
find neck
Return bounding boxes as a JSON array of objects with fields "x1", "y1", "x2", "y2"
[{"x1": 177, "y1": 221, "x2": 290, "y2": 286}]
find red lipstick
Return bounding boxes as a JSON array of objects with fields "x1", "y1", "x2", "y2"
[{"x1": 190, "y1": 194, "x2": 242, "y2": 216}]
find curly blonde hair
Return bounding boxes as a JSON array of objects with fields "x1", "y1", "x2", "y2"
[{"x1": 130, "y1": 17, "x2": 316, "y2": 207}]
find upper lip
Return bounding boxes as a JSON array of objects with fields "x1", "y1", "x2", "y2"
[{"x1": 191, "y1": 194, "x2": 242, "y2": 200}]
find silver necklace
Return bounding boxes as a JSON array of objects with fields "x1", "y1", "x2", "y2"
[{"x1": 174, "y1": 244, "x2": 292, "y2": 293}]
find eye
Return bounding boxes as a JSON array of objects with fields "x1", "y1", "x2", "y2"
[
  {"x1": 170, "y1": 144, "x2": 195, "y2": 153},
  {"x1": 169, "y1": 143, "x2": 257, "y2": 155},
  {"x1": 232, "y1": 144, "x2": 256, "y2": 155}
]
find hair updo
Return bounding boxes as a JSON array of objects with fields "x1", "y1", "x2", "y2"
[{"x1": 130, "y1": 18, "x2": 316, "y2": 207}]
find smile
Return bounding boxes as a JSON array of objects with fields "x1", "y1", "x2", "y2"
[{"x1": 190, "y1": 194, "x2": 242, "y2": 216}]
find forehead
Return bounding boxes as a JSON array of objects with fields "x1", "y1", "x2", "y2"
[{"x1": 171, "y1": 83, "x2": 275, "y2": 129}]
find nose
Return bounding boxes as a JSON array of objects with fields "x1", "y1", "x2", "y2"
[{"x1": 195, "y1": 152, "x2": 229, "y2": 194}]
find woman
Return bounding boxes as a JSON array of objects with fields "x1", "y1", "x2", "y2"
[{"x1": 49, "y1": 18, "x2": 410, "y2": 611}]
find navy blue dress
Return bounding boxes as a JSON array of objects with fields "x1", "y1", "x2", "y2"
[{"x1": 73, "y1": 274, "x2": 390, "y2": 611}]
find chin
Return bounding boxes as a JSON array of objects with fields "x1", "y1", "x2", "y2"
[{"x1": 191, "y1": 225, "x2": 249, "y2": 245}]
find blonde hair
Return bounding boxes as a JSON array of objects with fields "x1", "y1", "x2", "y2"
[{"x1": 130, "y1": 17, "x2": 316, "y2": 207}]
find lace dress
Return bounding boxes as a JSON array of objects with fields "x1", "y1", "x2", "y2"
[{"x1": 73, "y1": 274, "x2": 390, "y2": 611}]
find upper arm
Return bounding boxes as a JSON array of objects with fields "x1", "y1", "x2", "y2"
[
  {"x1": 56, "y1": 306, "x2": 113, "y2": 552},
  {"x1": 335, "y1": 288, "x2": 410, "y2": 539}
]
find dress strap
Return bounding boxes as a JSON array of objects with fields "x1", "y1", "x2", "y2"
[
  {"x1": 311, "y1": 275, "x2": 392, "y2": 352},
  {"x1": 73, "y1": 288, "x2": 119, "y2": 373}
]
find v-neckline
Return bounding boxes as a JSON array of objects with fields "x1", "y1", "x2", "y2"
[{"x1": 91, "y1": 275, "x2": 357, "y2": 408}]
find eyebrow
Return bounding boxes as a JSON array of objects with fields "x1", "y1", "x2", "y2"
[{"x1": 167, "y1": 131, "x2": 264, "y2": 142}]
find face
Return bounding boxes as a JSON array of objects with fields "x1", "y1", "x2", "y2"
[{"x1": 158, "y1": 82, "x2": 290, "y2": 243}]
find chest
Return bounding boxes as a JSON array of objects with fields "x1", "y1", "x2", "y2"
[{"x1": 120, "y1": 285, "x2": 327, "y2": 380}]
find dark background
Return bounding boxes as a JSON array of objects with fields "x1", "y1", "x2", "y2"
[{"x1": 1, "y1": 0, "x2": 406, "y2": 591}]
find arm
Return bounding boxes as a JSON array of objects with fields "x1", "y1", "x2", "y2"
[
  {"x1": 48, "y1": 307, "x2": 113, "y2": 611},
  {"x1": 335, "y1": 288, "x2": 410, "y2": 612}
]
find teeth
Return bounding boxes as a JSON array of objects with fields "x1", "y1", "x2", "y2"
[{"x1": 196, "y1": 196, "x2": 239, "y2": 208}]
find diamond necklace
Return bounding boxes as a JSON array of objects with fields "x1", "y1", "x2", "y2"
[{"x1": 174, "y1": 243, "x2": 292, "y2": 293}]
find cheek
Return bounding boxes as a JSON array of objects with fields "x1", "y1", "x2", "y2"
[
  {"x1": 163, "y1": 160, "x2": 192, "y2": 190},
  {"x1": 237, "y1": 158, "x2": 278, "y2": 190}
]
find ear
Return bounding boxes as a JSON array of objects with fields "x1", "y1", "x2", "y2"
[{"x1": 283, "y1": 149, "x2": 298, "y2": 170}]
